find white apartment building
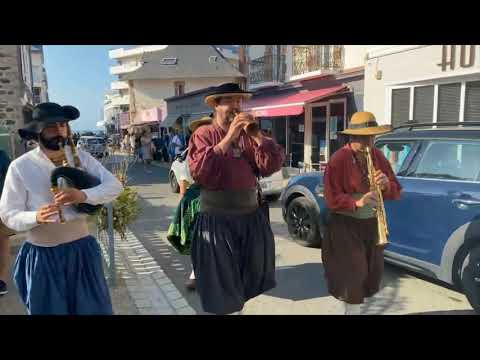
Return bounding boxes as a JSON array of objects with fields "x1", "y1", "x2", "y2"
[{"x1": 30, "y1": 45, "x2": 49, "y2": 104}]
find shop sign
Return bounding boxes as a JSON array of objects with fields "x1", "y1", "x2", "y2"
[{"x1": 438, "y1": 45, "x2": 477, "y2": 72}]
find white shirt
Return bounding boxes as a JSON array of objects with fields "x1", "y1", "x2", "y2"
[
  {"x1": 171, "y1": 135, "x2": 183, "y2": 156},
  {"x1": 178, "y1": 158, "x2": 194, "y2": 183},
  {"x1": 0, "y1": 147, "x2": 123, "y2": 247}
]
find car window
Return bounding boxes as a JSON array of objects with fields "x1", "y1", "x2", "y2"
[
  {"x1": 376, "y1": 142, "x2": 414, "y2": 175},
  {"x1": 410, "y1": 140, "x2": 480, "y2": 182}
]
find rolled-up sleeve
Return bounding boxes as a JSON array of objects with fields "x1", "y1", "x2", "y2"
[
  {"x1": 188, "y1": 128, "x2": 225, "y2": 189},
  {"x1": 79, "y1": 151, "x2": 123, "y2": 205},
  {"x1": 254, "y1": 137, "x2": 285, "y2": 177},
  {"x1": 0, "y1": 165, "x2": 39, "y2": 232}
]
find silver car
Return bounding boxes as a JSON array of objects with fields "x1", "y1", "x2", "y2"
[{"x1": 77, "y1": 136, "x2": 107, "y2": 158}]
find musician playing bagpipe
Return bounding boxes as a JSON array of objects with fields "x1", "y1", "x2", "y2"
[{"x1": 0, "y1": 102, "x2": 123, "y2": 315}]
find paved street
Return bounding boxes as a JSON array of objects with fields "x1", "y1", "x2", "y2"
[{"x1": 126, "y1": 159, "x2": 475, "y2": 315}]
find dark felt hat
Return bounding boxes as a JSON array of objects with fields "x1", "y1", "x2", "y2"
[
  {"x1": 204, "y1": 83, "x2": 252, "y2": 107},
  {"x1": 18, "y1": 102, "x2": 80, "y2": 139}
]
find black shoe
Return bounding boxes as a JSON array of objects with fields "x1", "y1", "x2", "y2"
[
  {"x1": 0, "y1": 280, "x2": 7, "y2": 296},
  {"x1": 185, "y1": 279, "x2": 196, "y2": 291}
]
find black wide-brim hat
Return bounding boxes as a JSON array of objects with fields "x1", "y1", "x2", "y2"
[
  {"x1": 204, "y1": 83, "x2": 252, "y2": 108},
  {"x1": 18, "y1": 102, "x2": 80, "y2": 140}
]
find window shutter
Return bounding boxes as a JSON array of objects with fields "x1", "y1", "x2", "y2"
[
  {"x1": 437, "y1": 83, "x2": 461, "y2": 123},
  {"x1": 413, "y1": 85, "x2": 434, "y2": 122},
  {"x1": 464, "y1": 81, "x2": 480, "y2": 122},
  {"x1": 391, "y1": 88, "x2": 411, "y2": 127}
]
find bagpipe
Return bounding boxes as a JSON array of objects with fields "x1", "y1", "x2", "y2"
[{"x1": 50, "y1": 125, "x2": 103, "y2": 220}]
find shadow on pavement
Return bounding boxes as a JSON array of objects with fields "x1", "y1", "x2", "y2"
[
  {"x1": 407, "y1": 309, "x2": 477, "y2": 315},
  {"x1": 265, "y1": 262, "x2": 329, "y2": 301}
]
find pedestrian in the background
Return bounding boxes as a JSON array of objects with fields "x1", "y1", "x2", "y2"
[
  {"x1": 167, "y1": 116, "x2": 212, "y2": 291},
  {"x1": 0, "y1": 149, "x2": 14, "y2": 296},
  {"x1": 171, "y1": 130, "x2": 184, "y2": 158},
  {"x1": 322, "y1": 112, "x2": 401, "y2": 315},
  {"x1": 188, "y1": 83, "x2": 285, "y2": 314},
  {"x1": 140, "y1": 130, "x2": 154, "y2": 174}
]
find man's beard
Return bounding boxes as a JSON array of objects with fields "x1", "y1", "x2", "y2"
[
  {"x1": 39, "y1": 133, "x2": 66, "y2": 151},
  {"x1": 225, "y1": 109, "x2": 239, "y2": 123}
]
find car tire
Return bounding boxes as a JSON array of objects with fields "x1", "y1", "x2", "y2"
[
  {"x1": 170, "y1": 171, "x2": 180, "y2": 193},
  {"x1": 286, "y1": 196, "x2": 322, "y2": 248},
  {"x1": 457, "y1": 245, "x2": 480, "y2": 314}
]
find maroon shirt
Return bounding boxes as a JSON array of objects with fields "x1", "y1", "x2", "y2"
[
  {"x1": 324, "y1": 144, "x2": 402, "y2": 212},
  {"x1": 188, "y1": 123, "x2": 285, "y2": 191}
]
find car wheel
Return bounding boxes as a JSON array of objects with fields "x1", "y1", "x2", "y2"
[
  {"x1": 170, "y1": 171, "x2": 180, "y2": 193},
  {"x1": 457, "y1": 245, "x2": 480, "y2": 314},
  {"x1": 286, "y1": 197, "x2": 322, "y2": 248}
]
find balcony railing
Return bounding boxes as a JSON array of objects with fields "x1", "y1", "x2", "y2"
[
  {"x1": 249, "y1": 54, "x2": 286, "y2": 85},
  {"x1": 292, "y1": 45, "x2": 344, "y2": 76}
]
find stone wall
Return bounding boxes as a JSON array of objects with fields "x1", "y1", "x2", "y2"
[{"x1": 0, "y1": 45, "x2": 33, "y2": 157}]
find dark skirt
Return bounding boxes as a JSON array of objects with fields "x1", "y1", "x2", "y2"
[
  {"x1": 321, "y1": 213, "x2": 384, "y2": 304},
  {"x1": 190, "y1": 208, "x2": 276, "y2": 314},
  {"x1": 13, "y1": 235, "x2": 113, "y2": 315}
]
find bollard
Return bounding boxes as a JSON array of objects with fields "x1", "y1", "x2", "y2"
[{"x1": 106, "y1": 202, "x2": 116, "y2": 286}]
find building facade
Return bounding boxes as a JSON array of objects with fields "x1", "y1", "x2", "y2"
[
  {"x1": 0, "y1": 45, "x2": 34, "y2": 158},
  {"x1": 243, "y1": 45, "x2": 380, "y2": 170},
  {"x1": 107, "y1": 45, "x2": 244, "y2": 133},
  {"x1": 30, "y1": 45, "x2": 49, "y2": 105},
  {"x1": 364, "y1": 45, "x2": 480, "y2": 127}
]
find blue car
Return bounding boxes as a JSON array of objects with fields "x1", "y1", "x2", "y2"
[{"x1": 281, "y1": 122, "x2": 480, "y2": 313}]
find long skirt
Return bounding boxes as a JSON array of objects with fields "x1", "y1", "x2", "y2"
[
  {"x1": 321, "y1": 213, "x2": 385, "y2": 304},
  {"x1": 13, "y1": 235, "x2": 113, "y2": 315},
  {"x1": 190, "y1": 208, "x2": 276, "y2": 314}
]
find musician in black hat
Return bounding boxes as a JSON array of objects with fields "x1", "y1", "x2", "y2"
[
  {"x1": 0, "y1": 102, "x2": 123, "y2": 315},
  {"x1": 188, "y1": 83, "x2": 285, "y2": 314}
]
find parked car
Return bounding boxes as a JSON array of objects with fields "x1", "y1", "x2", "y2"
[
  {"x1": 77, "y1": 136, "x2": 107, "y2": 158},
  {"x1": 281, "y1": 122, "x2": 480, "y2": 313},
  {"x1": 169, "y1": 148, "x2": 289, "y2": 200}
]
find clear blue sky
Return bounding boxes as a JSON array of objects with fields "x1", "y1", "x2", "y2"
[{"x1": 43, "y1": 45, "x2": 127, "y2": 132}]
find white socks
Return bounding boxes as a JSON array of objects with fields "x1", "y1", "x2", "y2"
[{"x1": 344, "y1": 303, "x2": 362, "y2": 315}]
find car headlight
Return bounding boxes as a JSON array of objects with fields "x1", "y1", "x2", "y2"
[{"x1": 314, "y1": 184, "x2": 324, "y2": 196}]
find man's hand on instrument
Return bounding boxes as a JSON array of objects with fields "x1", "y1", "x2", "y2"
[
  {"x1": 36, "y1": 204, "x2": 60, "y2": 224},
  {"x1": 355, "y1": 191, "x2": 377, "y2": 208},
  {"x1": 374, "y1": 169, "x2": 390, "y2": 191},
  {"x1": 54, "y1": 188, "x2": 87, "y2": 206}
]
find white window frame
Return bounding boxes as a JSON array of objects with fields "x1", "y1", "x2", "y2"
[{"x1": 386, "y1": 78, "x2": 480, "y2": 125}]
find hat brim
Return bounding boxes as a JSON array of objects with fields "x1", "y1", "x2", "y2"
[
  {"x1": 189, "y1": 117, "x2": 212, "y2": 132},
  {"x1": 339, "y1": 125, "x2": 392, "y2": 136},
  {"x1": 204, "y1": 93, "x2": 252, "y2": 108}
]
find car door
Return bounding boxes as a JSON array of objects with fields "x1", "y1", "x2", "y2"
[{"x1": 380, "y1": 139, "x2": 480, "y2": 266}]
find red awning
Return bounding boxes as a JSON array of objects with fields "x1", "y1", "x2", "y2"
[{"x1": 243, "y1": 84, "x2": 348, "y2": 118}]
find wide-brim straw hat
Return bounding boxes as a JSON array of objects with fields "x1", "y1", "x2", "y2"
[
  {"x1": 189, "y1": 116, "x2": 212, "y2": 132},
  {"x1": 204, "y1": 83, "x2": 252, "y2": 108},
  {"x1": 340, "y1": 111, "x2": 392, "y2": 136}
]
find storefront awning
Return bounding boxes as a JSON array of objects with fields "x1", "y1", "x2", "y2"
[{"x1": 243, "y1": 84, "x2": 348, "y2": 117}]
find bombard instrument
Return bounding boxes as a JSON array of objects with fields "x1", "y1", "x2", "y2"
[
  {"x1": 50, "y1": 124, "x2": 103, "y2": 216},
  {"x1": 229, "y1": 110, "x2": 260, "y2": 137},
  {"x1": 365, "y1": 146, "x2": 389, "y2": 246}
]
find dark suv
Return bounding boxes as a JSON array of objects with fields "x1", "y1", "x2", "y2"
[{"x1": 281, "y1": 122, "x2": 480, "y2": 313}]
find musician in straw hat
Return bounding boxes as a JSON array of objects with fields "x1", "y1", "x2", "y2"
[
  {"x1": 322, "y1": 111, "x2": 402, "y2": 315},
  {"x1": 0, "y1": 102, "x2": 122, "y2": 315},
  {"x1": 188, "y1": 83, "x2": 285, "y2": 314}
]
